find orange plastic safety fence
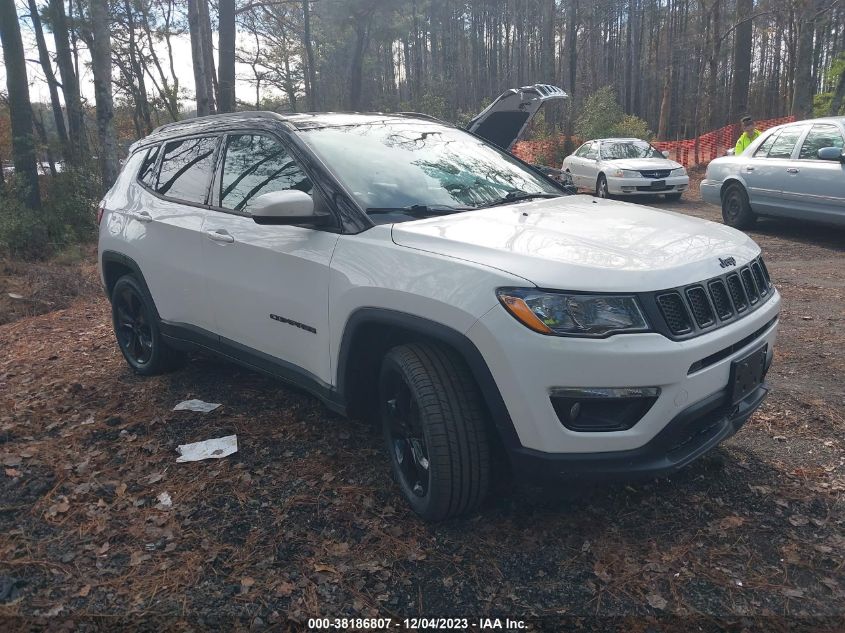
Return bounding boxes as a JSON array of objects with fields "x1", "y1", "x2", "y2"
[{"x1": 511, "y1": 115, "x2": 796, "y2": 168}]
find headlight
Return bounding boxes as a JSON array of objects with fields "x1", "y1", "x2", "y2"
[
  {"x1": 671, "y1": 167, "x2": 687, "y2": 176},
  {"x1": 610, "y1": 169, "x2": 640, "y2": 178},
  {"x1": 496, "y1": 288, "x2": 650, "y2": 337}
]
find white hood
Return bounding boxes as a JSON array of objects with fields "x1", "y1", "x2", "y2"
[
  {"x1": 601, "y1": 157, "x2": 682, "y2": 171},
  {"x1": 391, "y1": 195, "x2": 759, "y2": 292}
]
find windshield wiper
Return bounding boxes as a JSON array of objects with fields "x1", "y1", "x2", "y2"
[
  {"x1": 478, "y1": 191, "x2": 561, "y2": 208},
  {"x1": 366, "y1": 204, "x2": 471, "y2": 217}
]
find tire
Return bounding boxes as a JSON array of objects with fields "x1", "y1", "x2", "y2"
[
  {"x1": 379, "y1": 343, "x2": 490, "y2": 521},
  {"x1": 111, "y1": 274, "x2": 184, "y2": 376},
  {"x1": 721, "y1": 183, "x2": 757, "y2": 229},
  {"x1": 596, "y1": 174, "x2": 611, "y2": 199},
  {"x1": 664, "y1": 192, "x2": 683, "y2": 201}
]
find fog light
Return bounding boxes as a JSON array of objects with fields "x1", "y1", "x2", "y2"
[{"x1": 550, "y1": 387, "x2": 660, "y2": 432}]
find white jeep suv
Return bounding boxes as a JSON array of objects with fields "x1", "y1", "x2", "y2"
[{"x1": 98, "y1": 108, "x2": 780, "y2": 520}]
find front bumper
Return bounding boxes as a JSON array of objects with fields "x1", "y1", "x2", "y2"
[
  {"x1": 508, "y1": 382, "x2": 768, "y2": 481},
  {"x1": 606, "y1": 175, "x2": 689, "y2": 195},
  {"x1": 466, "y1": 288, "x2": 779, "y2": 468}
]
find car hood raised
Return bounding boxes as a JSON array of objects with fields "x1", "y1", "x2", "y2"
[
  {"x1": 391, "y1": 195, "x2": 759, "y2": 292},
  {"x1": 601, "y1": 157, "x2": 683, "y2": 171}
]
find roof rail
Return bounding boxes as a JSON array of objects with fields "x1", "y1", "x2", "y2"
[
  {"x1": 395, "y1": 111, "x2": 452, "y2": 125},
  {"x1": 150, "y1": 110, "x2": 284, "y2": 135}
]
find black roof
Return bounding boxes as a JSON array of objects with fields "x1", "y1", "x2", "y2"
[{"x1": 131, "y1": 111, "x2": 451, "y2": 152}]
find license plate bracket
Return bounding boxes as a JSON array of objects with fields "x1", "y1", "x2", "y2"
[
  {"x1": 730, "y1": 345, "x2": 767, "y2": 405},
  {"x1": 650, "y1": 179, "x2": 666, "y2": 190}
]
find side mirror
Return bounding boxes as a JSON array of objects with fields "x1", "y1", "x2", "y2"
[
  {"x1": 661, "y1": 150, "x2": 670, "y2": 158},
  {"x1": 817, "y1": 147, "x2": 845, "y2": 162},
  {"x1": 250, "y1": 190, "x2": 332, "y2": 226}
]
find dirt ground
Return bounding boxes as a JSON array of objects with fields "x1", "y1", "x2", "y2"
[{"x1": 0, "y1": 190, "x2": 843, "y2": 632}]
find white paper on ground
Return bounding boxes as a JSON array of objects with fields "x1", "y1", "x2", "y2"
[
  {"x1": 172, "y1": 399, "x2": 221, "y2": 413},
  {"x1": 176, "y1": 435, "x2": 238, "y2": 463},
  {"x1": 156, "y1": 491, "x2": 173, "y2": 509}
]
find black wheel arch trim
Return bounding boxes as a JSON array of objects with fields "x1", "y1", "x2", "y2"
[
  {"x1": 100, "y1": 251, "x2": 161, "y2": 318},
  {"x1": 336, "y1": 307, "x2": 524, "y2": 452}
]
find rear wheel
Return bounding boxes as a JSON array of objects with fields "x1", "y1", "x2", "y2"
[
  {"x1": 596, "y1": 174, "x2": 610, "y2": 199},
  {"x1": 111, "y1": 275, "x2": 183, "y2": 375},
  {"x1": 379, "y1": 343, "x2": 490, "y2": 521},
  {"x1": 721, "y1": 183, "x2": 757, "y2": 229}
]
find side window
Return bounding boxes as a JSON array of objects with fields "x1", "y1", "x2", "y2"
[
  {"x1": 156, "y1": 136, "x2": 219, "y2": 203},
  {"x1": 753, "y1": 131, "x2": 779, "y2": 158},
  {"x1": 138, "y1": 145, "x2": 160, "y2": 187},
  {"x1": 574, "y1": 143, "x2": 589, "y2": 158},
  {"x1": 584, "y1": 142, "x2": 599, "y2": 160},
  {"x1": 219, "y1": 134, "x2": 312, "y2": 213},
  {"x1": 798, "y1": 125, "x2": 845, "y2": 160},
  {"x1": 765, "y1": 127, "x2": 805, "y2": 159}
]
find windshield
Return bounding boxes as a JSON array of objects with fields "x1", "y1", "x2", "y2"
[
  {"x1": 600, "y1": 141, "x2": 664, "y2": 160},
  {"x1": 296, "y1": 120, "x2": 562, "y2": 222}
]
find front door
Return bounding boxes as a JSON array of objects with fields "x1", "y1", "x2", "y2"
[{"x1": 201, "y1": 132, "x2": 340, "y2": 385}]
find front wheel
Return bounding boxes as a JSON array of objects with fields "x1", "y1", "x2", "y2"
[
  {"x1": 721, "y1": 183, "x2": 757, "y2": 229},
  {"x1": 379, "y1": 343, "x2": 490, "y2": 521},
  {"x1": 596, "y1": 174, "x2": 611, "y2": 199}
]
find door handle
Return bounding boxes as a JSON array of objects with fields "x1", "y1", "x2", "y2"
[
  {"x1": 744, "y1": 166, "x2": 755, "y2": 172},
  {"x1": 205, "y1": 229, "x2": 234, "y2": 243},
  {"x1": 786, "y1": 167, "x2": 799, "y2": 174}
]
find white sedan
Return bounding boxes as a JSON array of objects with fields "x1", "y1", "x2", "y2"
[{"x1": 562, "y1": 138, "x2": 689, "y2": 199}]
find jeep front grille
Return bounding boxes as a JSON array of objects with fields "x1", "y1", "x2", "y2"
[
  {"x1": 685, "y1": 286, "x2": 715, "y2": 328},
  {"x1": 647, "y1": 256, "x2": 775, "y2": 338},
  {"x1": 656, "y1": 292, "x2": 693, "y2": 335}
]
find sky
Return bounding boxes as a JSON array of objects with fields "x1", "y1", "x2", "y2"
[{"x1": 0, "y1": 5, "x2": 278, "y2": 111}]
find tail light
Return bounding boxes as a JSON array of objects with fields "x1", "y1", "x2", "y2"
[{"x1": 97, "y1": 201, "x2": 105, "y2": 225}]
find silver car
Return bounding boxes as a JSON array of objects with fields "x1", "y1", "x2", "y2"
[{"x1": 701, "y1": 117, "x2": 845, "y2": 228}]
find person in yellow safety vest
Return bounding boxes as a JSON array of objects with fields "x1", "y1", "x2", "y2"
[{"x1": 735, "y1": 115, "x2": 761, "y2": 154}]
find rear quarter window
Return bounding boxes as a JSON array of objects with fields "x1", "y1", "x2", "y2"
[
  {"x1": 138, "y1": 145, "x2": 160, "y2": 187},
  {"x1": 155, "y1": 136, "x2": 219, "y2": 204}
]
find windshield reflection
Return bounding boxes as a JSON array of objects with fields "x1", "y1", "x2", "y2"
[
  {"x1": 601, "y1": 141, "x2": 664, "y2": 160},
  {"x1": 297, "y1": 121, "x2": 562, "y2": 221}
]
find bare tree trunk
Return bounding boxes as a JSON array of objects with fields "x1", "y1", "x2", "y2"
[
  {"x1": 48, "y1": 0, "x2": 87, "y2": 165},
  {"x1": 730, "y1": 0, "x2": 753, "y2": 119},
  {"x1": 564, "y1": 0, "x2": 578, "y2": 154},
  {"x1": 791, "y1": 0, "x2": 816, "y2": 118},
  {"x1": 349, "y1": 20, "x2": 368, "y2": 110},
  {"x1": 657, "y1": 76, "x2": 671, "y2": 139},
  {"x1": 188, "y1": 0, "x2": 211, "y2": 116},
  {"x1": 218, "y1": 0, "x2": 237, "y2": 113},
  {"x1": 27, "y1": 0, "x2": 69, "y2": 161},
  {"x1": 0, "y1": 0, "x2": 41, "y2": 209},
  {"x1": 830, "y1": 66, "x2": 845, "y2": 115},
  {"x1": 303, "y1": 0, "x2": 318, "y2": 111},
  {"x1": 90, "y1": 0, "x2": 118, "y2": 190},
  {"x1": 200, "y1": 0, "x2": 218, "y2": 110}
]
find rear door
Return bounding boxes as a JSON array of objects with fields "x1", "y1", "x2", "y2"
[
  {"x1": 465, "y1": 84, "x2": 567, "y2": 150},
  {"x1": 131, "y1": 135, "x2": 219, "y2": 331},
  {"x1": 780, "y1": 123, "x2": 845, "y2": 225},
  {"x1": 742, "y1": 125, "x2": 808, "y2": 215},
  {"x1": 201, "y1": 131, "x2": 340, "y2": 385}
]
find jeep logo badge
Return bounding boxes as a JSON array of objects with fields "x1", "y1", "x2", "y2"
[{"x1": 719, "y1": 256, "x2": 736, "y2": 268}]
